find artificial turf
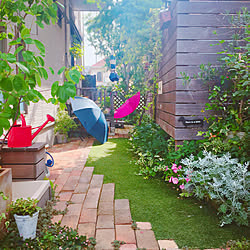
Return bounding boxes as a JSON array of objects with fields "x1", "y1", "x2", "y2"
[{"x1": 86, "y1": 138, "x2": 250, "y2": 249}]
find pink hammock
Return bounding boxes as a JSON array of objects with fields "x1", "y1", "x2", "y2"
[{"x1": 114, "y1": 92, "x2": 140, "y2": 119}]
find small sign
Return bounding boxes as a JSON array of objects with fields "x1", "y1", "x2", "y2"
[
  {"x1": 178, "y1": 117, "x2": 203, "y2": 127},
  {"x1": 158, "y1": 81, "x2": 163, "y2": 94}
]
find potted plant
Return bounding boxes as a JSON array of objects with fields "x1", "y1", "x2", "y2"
[
  {"x1": 8, "y1": 198, "x2": 41, "y2": 240},
  {"x1": 54, "y1": 109, "x2": 77, "y2": 143}
]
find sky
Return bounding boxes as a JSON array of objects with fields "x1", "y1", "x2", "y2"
[{"x1": 83, "y1": 11, "x2": 103, "y2": 67}]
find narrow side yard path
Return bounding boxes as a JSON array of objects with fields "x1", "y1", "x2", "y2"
[
  {"x1": 48, "y1": 138, "x2": 178, "y2": 250},
  {"x1": 48, "y1": 137, "x2": 249, "y2": 249}
]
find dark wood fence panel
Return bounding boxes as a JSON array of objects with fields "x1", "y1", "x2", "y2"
[
  {"x1": 177, "y1": 27, "x2": 239, "y2": 40},
  {"x1": 157, "y1": 0, "x2": 249, "y2": 143},
  {"x1": 177, "y1": 1, "x2": 248, "y2": 13}
]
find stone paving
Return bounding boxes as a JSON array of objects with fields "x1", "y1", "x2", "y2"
[{"x1": 48, "y1": 134, "x2": 219, "y2": 250}]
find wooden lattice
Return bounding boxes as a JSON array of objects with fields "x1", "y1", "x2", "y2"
[{"x1": 113, "y1": 94, "x2": 145, "y2": 111}]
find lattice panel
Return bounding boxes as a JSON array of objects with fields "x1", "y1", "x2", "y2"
[
  {"x1": 137, "y1": 96, "x2": 145, "y2": 111},
  {"x1": 113, "y1": 95, "x2": 124, "y2": 110},
  {"x1": 113, "y1": 94, "x2": 145, "y2": 111}
]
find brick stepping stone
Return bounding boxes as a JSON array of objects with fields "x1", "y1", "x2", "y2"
[
  {"x1": 95, "y1": 229, "x2": 115, "y2": 250},
  {"x1": 158, "y1": 240, "x2": 179, "y2": 249},
  {"x1": 136, "y1": 229, "x2": 159, "y2": 250}
]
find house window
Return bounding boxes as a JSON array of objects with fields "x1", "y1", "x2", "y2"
[{"x1": 97, "y1": 72, "x2": 102, "y2": 82}]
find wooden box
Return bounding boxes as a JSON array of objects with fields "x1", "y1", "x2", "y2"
[{"x1": 0, "y1": 143, "x2": 46, "y2": 180}]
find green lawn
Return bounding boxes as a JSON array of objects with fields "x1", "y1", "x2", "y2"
[{"x1": 86, "y1": 138, "x2": 250, "y2": 249}]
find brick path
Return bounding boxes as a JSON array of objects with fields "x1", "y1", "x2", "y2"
[
  {"x1": 48, "y1": 137, "x2": 179, "y2": 250},
  {"x1": 48, "y1": 135, "x2": 218, "y2": 250}
]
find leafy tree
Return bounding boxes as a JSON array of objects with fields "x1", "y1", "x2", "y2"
[
  {"x1": 87, "y1": 0, "x2": 162, "y2": 106},
  {"x1": 0, "y1": 0, "x2": 80, "y2": 140}
]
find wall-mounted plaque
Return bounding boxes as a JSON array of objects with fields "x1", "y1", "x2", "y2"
[{"x1": 178, "y1": 116, "x2": 203, "y2": 127}]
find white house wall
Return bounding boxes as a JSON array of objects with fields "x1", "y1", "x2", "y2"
[{"x1": 25, "y1": 1, "x2": 71, "y2": 146}]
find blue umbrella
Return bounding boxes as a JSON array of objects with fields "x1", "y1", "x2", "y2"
[{"x1": 70, "y1": 97, "x2": 108, "y2": 144}]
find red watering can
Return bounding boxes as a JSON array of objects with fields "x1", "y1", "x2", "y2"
[{"x1": 8, "y1": 114, "x2": 55, "y2": 148}]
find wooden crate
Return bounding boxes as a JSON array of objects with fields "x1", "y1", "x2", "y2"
[{"x1": 0, "y1": 142, "x2": 46, "y2": 180}]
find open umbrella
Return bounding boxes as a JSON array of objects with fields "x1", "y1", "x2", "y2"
[
  {"x1": 114, "y1": 92, "x2": 141, "y2": 119},
  {"x1": 70, "y1": 97, "x2": 108, "y2": 144}
]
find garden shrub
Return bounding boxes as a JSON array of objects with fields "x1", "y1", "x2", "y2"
[
  {"x1": 129, "y1": 115, "x2": 170, "y2": 177},
  {"x1": 129, "y1": 116, "x2": 201, "y2": 179},
  {"x1": 181, "y1": 151, "x2": 249, "y2": 227}
]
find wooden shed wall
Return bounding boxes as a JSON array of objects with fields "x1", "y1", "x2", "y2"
[{"x1": 157, "y1": 0, "x2": 249, "y2": 143}]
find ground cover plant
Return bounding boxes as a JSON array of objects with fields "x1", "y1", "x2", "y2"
[{"x1": 86, "y1": 138, "x2": 250, "y2": 249}]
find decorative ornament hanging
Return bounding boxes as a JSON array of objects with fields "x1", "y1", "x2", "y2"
[{"x1": 109, "y1": 55, "x2": 119, "y2": 82}]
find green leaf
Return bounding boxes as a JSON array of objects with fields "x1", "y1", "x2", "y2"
[
  {"x1": 5, "y1": 95, "x2": 17, "y2": 105},
  {"x1": 28, "y1": 78, "x2": 36, "y2": 89},
  {"x1": 0, "y1": 78, "x2": 13, "y2": 91},
  {"x1": 64, "y1": 82, "x2": 76, "y2": 97},
  {"x1": 40, "y1": 68, "x2": 48, "y2": 80},
  {"x1": 35, "y1": 21, "x2": 44, "y2": 29},
  {"x1": 57, "y1": 86, "x2": 68, "y2": 102},
  {"x1": 57, "y1": 66, "x2": 66, "y2": 75},
  {"x1": 8, "y1": 33, "x2": 14, "y2": 39},
  {"x1": 13, "y1": 75, "x2": 26, "y2": 92},
  {"x1": 49, "y1": 67, "x2": 54, "y2": 75},
  {"x1": 15, "y1": 62, "x2": 30, "y2": 74},
  {"x1": 51, "y1": 81, "x2": 59, "y2": 97},
  {"x1": 22, "y1": 51, "x2": 34, "y2": 62},
  {"x1": 29, "y1": 89, "x2": 46, "y2": 102},
  {"x1": 21, "y1": 28, "x2": 30, "y2": 39},
  {"x1": 24, "y1": 38, "x2": 34, "y2": 44},
  {"x1": 14, "y1": 46, "x2": 24, "y2": 56},
  {"x1": 7, "y1": 54, "x2": 16, "y2": 63},
  {"x1": 35, "y1": 73, "x2": 41, "y2": 87},
  {"x1": 37, "y1": 56, "x2": 45, "y2": 67},
  {"x1": 0, "y1": 118, "x2": 10, "y2": 129},
  {"x1": 9, "y1": 38, "x2": 22, "y2": 46},
  {"x1": 27, "y1": 90, "x2": 39, "y2": 102},
  {"x1": 34, "y1": 40, "x2": 45, "y2": 56},
  {"x1": 69, "y1": 69, "x2": 81, "y2": 83}
]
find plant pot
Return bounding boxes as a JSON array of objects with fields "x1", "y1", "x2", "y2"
[
  {"x1": 14, "y1": 210, "x2": 39, "y2": 240},
  {"x1": 56, "y1": 133, "x2": 67, "y2": 144}
]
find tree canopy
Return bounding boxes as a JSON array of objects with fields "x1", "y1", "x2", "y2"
[{"x1": 87, "y1": 0, "x2": 163, "y2": 96}]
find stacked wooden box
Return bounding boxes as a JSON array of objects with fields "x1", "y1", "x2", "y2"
[{"x1": 0, "y1": 142, "x2": 46, "y2": 181}]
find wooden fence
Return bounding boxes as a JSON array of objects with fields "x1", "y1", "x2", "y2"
[{"x1": 157, "y1": 0, "x2": 249, "y2": 144}]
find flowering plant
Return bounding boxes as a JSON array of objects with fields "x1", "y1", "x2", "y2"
[{"x1": 164, "y1": 163, "x2": 190, "y2": 190}]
